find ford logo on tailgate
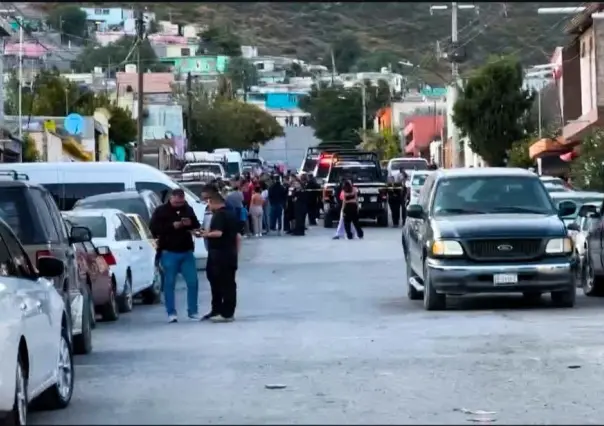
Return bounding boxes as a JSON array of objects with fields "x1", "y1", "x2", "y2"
[{"x1": 497, "y1": 244, "x2": 513, "y2": 252}]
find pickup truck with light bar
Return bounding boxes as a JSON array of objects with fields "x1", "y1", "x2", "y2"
[
  {"x1": 402, "y1": 167, "x2": 577, "y2": 310},
  {"x1": 321, "y1": 151, "x2": 388, "y2": 228}
]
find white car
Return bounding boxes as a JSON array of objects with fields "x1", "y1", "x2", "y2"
[
  {"x1": 567, "y1": 203, "x2": 601, "y2": 274},
  {"x1": 63, "y1": 209, "x2": 161, "y2": 314},
  {"x1": 0, "y1": 219, "x2": 74, "y2": 426},
  {"x1": 407, "y1": 171, "x2": 433, "y2": 205}
]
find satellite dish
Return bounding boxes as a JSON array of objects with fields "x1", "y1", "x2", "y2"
[{"x1": 64, "y1": 113, "x2": 84, "y2": 135}]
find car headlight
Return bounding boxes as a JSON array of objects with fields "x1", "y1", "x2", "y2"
[
  {"x1": 545, "y1": 237, "x2": 573, "y2": 254},
  {"x1": 431, "y1": 240, "x2": 464, "y2": 256}
]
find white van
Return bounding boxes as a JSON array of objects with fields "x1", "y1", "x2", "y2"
[
  {"x1": 213, "y1": 150, "x2": 242, "y2": 177},
  {"x1": 0, "y1": 162, "x2": 208, "y2": 268}
]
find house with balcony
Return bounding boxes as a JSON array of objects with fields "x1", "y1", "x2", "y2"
[{"x1": 528, "y1": 4, "x2": 604, "y2": 172}]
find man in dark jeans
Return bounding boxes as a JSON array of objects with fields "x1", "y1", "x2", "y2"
[
  {"x1": 268, "y1": 176, "x2": 287, "y2": 233},
  {"x1": 200, "y1": 183, "x2": 241, "y2": 322}
]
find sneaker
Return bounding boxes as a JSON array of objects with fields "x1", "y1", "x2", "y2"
[
  {"x1": 188, "y1": 314, "x2": 202, "y2": 321},
  {"x1": 332, "y1": 236, "x2": 340, "y2": 240},
  {"x1": 201, "y1": 312, "x2": 219, "y2": 321},
  {"x1": 168, "y1": 315, "x2": 178, "y2": 323},
  {"x1": 211, "y1": 316, "x2": 235, "y2": 323}
]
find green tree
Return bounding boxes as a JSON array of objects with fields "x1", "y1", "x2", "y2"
[
  {"x1": 570, "y1": 130, "x2": 604, "y2": 191},
  {"x1": 189, "y1": 98, "x2": 284, "y2": 151},
  {"x1": 73, "y1": 36, "x2": 168, "y2": 73},
  {"x1": 197, "y1": 26, "x2": 242, "y2": 56},
  {"x1": 452, "y1": 56, "x2": 534, "y2": 167},
  {"x1": 299, "y1": 80, "x2": 392, "y2": 146},
  {"x1": 506, "y1": 136, "x2": 535, "y2": 169},
  {"x1": 47, "y1": 5, "x2": 88, "y2": 45},
  {"x1": 322, "y1": 33, "x2": 364, "y2": 74},
  {"x1": 358, "y1": 128, "x2": 401, "y2": 160},
  {"x1": 225, "y1": 57, "x2": 258, "y2": 93},
  {"x1": 22, "y1": 134, "x2": 40, "y2": 162}
]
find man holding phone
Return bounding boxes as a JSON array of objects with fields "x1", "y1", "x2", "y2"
[{"x1": 150, "y1": 188, "x2": 202, "y2": 323}]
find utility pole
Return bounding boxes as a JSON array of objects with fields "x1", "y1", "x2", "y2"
[
  {"x1": 361, "y1": 83, "x2": 367, "y2": 143},
  {"x1": 330, "y1": 49, "x2": 336, "y2": 86},
  {"x1": 135, "y1": 9, "x2": 145, "y2": 163},
  {"x1": 186, "y1": 72, "x2": 192, "y2": 153},
  {"x1": 430, "y1": 2, "x2": 476, "y2": 168},
  {"x1": 17, "y1": 16, "x2": 22, "y2": 141}
]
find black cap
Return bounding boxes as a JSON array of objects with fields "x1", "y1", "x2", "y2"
[{"x1": 171, "y1": 188, "x2": 185, "y2": 197}]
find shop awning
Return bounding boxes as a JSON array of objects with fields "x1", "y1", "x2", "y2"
[{"x1": 529, "y1": 137, "x2": 566, "y2": 160}]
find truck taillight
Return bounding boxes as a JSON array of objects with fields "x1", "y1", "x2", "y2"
[{"x1": 101, "y1": 252, "x2": 117, "y2": 266}]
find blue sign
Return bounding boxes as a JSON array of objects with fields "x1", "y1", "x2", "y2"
[{"x1": 64, "y1": 113, "x2": 84, "y2": 135}]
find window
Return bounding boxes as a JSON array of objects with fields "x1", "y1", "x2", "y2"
[
  {"x1": 431, "y1": 176, "x2": 555, "y2": 216},
  {"x1": 75, "y1": 196, "x2": 151, "y2": 223},
  {"x1": 135, "y1": 181, "x2": 172, "y2": 200},
  {"x1": 44, "y1": 183, "x2": 126, "y2": 211},
  {"x1": 43, "y1": 191, "x2": 68, "y2": 242},
  {"x1": 66, "y1": 215, "x2": 107, "y2": 238},
  {"x1": 181, "y1": 48, "x2": 191, "y2": 57},
  {"x1": 418, "y1": 175, "x2": 435, "y2": 210},
  {"x1": 102, "y1": 9, "x2": 110, "y2": 15},
  {"x1": 28, "y1": 188, "x2": 60, "y2": 244},
  {"x1": 0, "y1": 188, "x2": 44, "y2": 244},
  {"x1": 0, "y1": 227, "x2": 35, "y2": 279},
  {"x1": 328, "y1": 166, "x2": 381, "y2": 183},
  {"x1": 118, "y1": 214, "x2": 142, "y2": 240},
  {"x1": 0, "y1": 232, "x2": 14, "y2": 277},
  {"x1": 411, "y1": 173, "x2": 429, "y2": 187},
  {"x1": 112, "y1": 215, "x2": 130, "y2": 241},
  {"x1": 390, "y1": 159, "x2": 428, "y2": 171},
  {"x1": 94, "y1": 8, "x2": 103, "y2": 14}
]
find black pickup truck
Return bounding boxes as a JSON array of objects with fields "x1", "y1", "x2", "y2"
[
  {"x1": 321, "y1": 151, "x2": 388, "y2": 228},
  {"x1": 402, "y1": 168, "x2": 577, "y2": 310}
]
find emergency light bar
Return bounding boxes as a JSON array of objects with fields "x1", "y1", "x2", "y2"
[{"x1": 332, "y1": 151, "x2": 378, "y2": 164}]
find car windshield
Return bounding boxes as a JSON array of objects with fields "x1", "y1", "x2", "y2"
[
  {"x1": 303, "y1": 159, "x2": 318, "y2": 173},
  {"x1": 329, "y1": 166, "x2": 381, "y2": 183},
  {"x1": 411, "y1": 173, "x2": 429, "y2": 187},
  {"x1": 391, "y1": 159, "x2": 428, "y2": 171},
  {"x1": 75, "y1": 197, "x2": 150, "y2": 222},
  {"x1": 224, "y1": 162, "x2": 240, "y2": 176},
  {"x1": 66, "y1": 215, "x2": 107, "y2": 238},
  {"x1": 432, "y1": 176, "x2": 556, "y2": 216}
]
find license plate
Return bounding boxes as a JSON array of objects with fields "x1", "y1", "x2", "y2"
[
  {"x1": 493, "y1": 273, "x2": 518, "y2": 285},
  {"x1": 370, "y1": 196, "x2": 377, "y2": 202}
]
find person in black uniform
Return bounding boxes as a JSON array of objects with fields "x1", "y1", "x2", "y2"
[
  {"x1": 305, "y1": 174, "x2": 321, "y2": 225},
  {"x1": 284, "y1": 178, "x2": 294, "y2": 234},
  {"x1": 341, "y1": 179, "x2": 364, "y2": 239},
  {"x1": 400, "y1": 171, "x2": 409, "y2": 225},
  {"x1": 387, "y1": 176, "x2": 403, "y2": 227},
  {"x1": 200, "y1": 183, "x2": 241, "y2": 322},
  {"x1": 292, "y1": 179, "x2": 307, "y2": 236}
]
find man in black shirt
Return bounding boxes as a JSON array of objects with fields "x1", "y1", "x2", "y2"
[
  {"x1": 149, "y1": 188, "x2": 201, "y2": 323},
  {"x1": 200, "y1": 183, "x2": 242, "y2": 322}
]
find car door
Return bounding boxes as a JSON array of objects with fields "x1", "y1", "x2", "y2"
[
  {"x1": 116, "y1": 213, "x2": 147, "y2": 293},
  {"x1": 0, "y1": 225, "x2": 53, "y2": 389},
  {"x1": 43, "y1": 191, "x2": 77, "y2": 289},
  {"x1": 592, "y1": 203, "x2": 604, "y2": 273},
  {"x1": 409, "y1": 175, "x2": 435, "y2": 274},
  {"x1": 110, "y1": 213, "x2": 137, "y2": 282}
]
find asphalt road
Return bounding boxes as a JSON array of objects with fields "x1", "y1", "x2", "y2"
[{"x1": 30, "y1": 225, "x2": 604, "y2": 425}]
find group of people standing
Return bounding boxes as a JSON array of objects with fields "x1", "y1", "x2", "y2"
[{"x1": 224, "y1": 172, "x2": 323, "y2": 237}]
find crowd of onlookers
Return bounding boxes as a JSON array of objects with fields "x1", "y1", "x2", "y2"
[{"x1": 210, "y1": 170, "x2": 321, "y2": 238}]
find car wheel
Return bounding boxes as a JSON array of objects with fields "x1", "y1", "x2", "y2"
[
  {"x1": 141, "y1": 267, "x2": 162, "y2": 305},
  {"x1": 34, "y1": 326, "x2": 74, "y2": 410},
  {"x1": 551, "y1": 286, "x2": 576, "y2": 308},
  {"x1": 101, "y1": 281, "x2": 119, "y2": 322},
  {"x1": 584, "y1": 255, "x2": 604, "y2": 297},
  {"x1": 423, "y1": 261, "x2": 446, "y2": 311},
  {"x1": 405, "y1": 251, "x2": 422, "y2": 301},
  {"x1": 73, "y1": 286, "x2": 93, "y2": 355},
  {"x1": 117, "y1": 275, "x2": 133, "y2": 313},
  {"x1": 3, "y1": 355, "x2": 28, "y2": 426}
]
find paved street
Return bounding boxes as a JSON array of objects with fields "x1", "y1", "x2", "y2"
[{"x1": 31, "y1": 226, "x2": 604, "y2": 425}]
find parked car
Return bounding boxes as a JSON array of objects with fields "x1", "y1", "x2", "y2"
[
  {"x1": 540, "y1": 175, "x2": 574, "y2": 193},
  {"x1": 63, "y1": 216, "x2": 119, "y2": 323},
  {"x1": 566, "y1": 203, "x2": 601, "y2": 282},
  {"x1": 0, "y1": 162, "x2": 208, "y2": 269},
  {"x1": 403, "y1": 167, "x2": 577, "y2": 310},
  {"x1": 0, "y1": 172, "x2": 93, "y2": 355},
  {"x1": 73, "y1": 190, "x2": 161, "y2": 226},
  {"x1": 64, "y1": 209, "x2": 161, "y2": 313},
  {"x1": 407, "y1": 170, "x2": 434, "y2": 205},
  {"x1": 0, "y1": 218, "x2": 74, "y2": 426},
  {"x1": 550, "y1": 191, "x2": 604, "y2": 225}
]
